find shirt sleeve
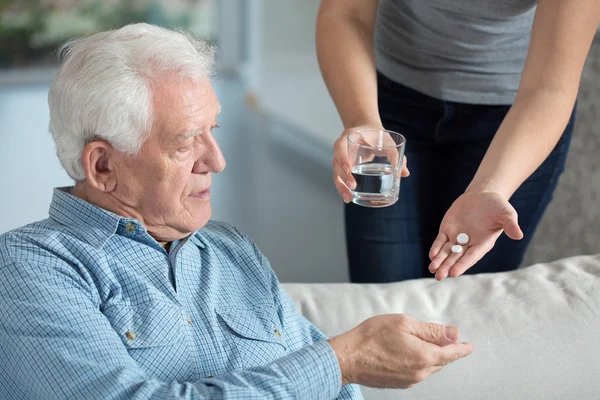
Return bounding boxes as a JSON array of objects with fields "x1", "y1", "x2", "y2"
[
  {"x1": 258, "y1": 250, "x2": 365, "y2": 400},
  {"x1": 0, "y1": 260, "x2": 350, "y2": 400}
]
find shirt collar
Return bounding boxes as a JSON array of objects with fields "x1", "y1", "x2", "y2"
[
  {"x1": 189, "y1": 231, "x2": 207, "y2": 249},
  {"x1": 48, "y1": 187, "x2": 123, "y2": 248},
  {"x1": 48, "y1": 187, "x2": 207, "y2": 250}
]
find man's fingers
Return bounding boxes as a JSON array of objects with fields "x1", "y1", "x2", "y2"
[
  {"x1": 435, "y1": 342, "x2": 475, "y2": 366},
  {"x1": 410, "y1": 321, "x2": 459, "y2": 346},
  {"x1": 423, "y1": 365, "x2": 443, "y2": 377}
]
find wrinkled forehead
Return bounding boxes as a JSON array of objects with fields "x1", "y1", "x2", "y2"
[
  {"x1": 187, "y1": 75, "x2": 220, "y2": 115},
  {"x1": 151, "y1": 75, "x2": 220, "y2": 137}
]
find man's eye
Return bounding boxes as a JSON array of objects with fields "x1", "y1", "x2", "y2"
[{"x1": 178, "y1": 146, "x2": 193, "y2": 152}]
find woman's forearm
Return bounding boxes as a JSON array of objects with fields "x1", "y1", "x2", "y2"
[
  {"x1": 316, "y1": 2, "x2": 381, "y2": 129},
  {"x1": 469, "y1": 0, "x2": 599, "y2": 200},
  {"x1": 467, "y1": 89, "x2": 576, "y2": 199}
]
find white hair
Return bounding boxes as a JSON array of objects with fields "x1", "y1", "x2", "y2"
[{"x1": 48, "y1": 23, "x2": 215, "y2": 181}]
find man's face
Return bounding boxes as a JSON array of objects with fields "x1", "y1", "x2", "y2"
[{"x1": 111, "y1": 75, "x2": 225, "y2": 241}]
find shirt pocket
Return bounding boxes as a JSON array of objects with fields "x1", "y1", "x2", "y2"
[
  {"x1": 102, "y1": 300, "x2": 193, "y2": 381},
  {"x1": 216, "y1": 305, "x2": 287, "y2": 369},
  {"x1": 103, "y1": 300, "x2": 184, "y2": 348}
]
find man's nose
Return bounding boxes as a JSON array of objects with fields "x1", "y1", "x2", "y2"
[{"x1": 192, "y1": 133, "x2": 226, "y2": 174}]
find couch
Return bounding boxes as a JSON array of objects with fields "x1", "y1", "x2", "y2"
[{"x1": 283, "y1": 254, "x2": 600, "y2": 399}]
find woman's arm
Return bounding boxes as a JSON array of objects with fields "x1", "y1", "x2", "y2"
[
  {"x1": 430, "y1": 0, "x2": 600, "y2": 280},
  {"x1": 317, "y1": 0, "x2": 411, "y2": 203},
  {"x1": 468, "y1": 0, "x2": 600, "y2": 198},
  {"x1": 316, "y1": 0, "x2": 380, "y2": 130}
]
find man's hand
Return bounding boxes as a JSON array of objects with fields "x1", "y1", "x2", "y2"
[
  {"x1": 328, "y1": 314, "x2": 474, "y2": 388},
  {"x1": 428, "y1": 190, "x2": 524, "y2": 280}
]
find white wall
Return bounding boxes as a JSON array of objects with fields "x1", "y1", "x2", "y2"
[
  {"x1": 247, "y1": 0, "x2": 343, "y2": 156},
  {"x1": 0, "y1": 82, "x2": 73, "y2": 234}
]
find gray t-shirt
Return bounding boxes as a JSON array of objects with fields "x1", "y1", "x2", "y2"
[{"x1": 375, "y1": 0, "x2": 537, "y2": 104}]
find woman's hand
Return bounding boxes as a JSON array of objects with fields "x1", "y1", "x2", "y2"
[
  {"x1": 428, "y1": 190, "x2": 524, "y2": 280},
  {"x1": 333, "y1": 125, "x2": 410, "y2": 203}
]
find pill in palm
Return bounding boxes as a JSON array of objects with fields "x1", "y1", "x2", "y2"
[
  {"x1": 451, "y1": 245, "x2": 463, "y2": 254},
  {"x1": 457, "y1": 233, "x2": 469, "y2": 245}
]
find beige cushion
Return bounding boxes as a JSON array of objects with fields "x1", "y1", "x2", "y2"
[{"x1": 283, "y1": 254, "x2": 600, "y2": 400}]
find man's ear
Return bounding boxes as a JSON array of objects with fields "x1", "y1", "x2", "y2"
[{"x1": 80, "y1": 140, "x2": 118, "y2": 192}]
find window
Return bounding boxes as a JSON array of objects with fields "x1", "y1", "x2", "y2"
[{"x1": 0, "y1": 0, "x2": 217, "y2": 70}]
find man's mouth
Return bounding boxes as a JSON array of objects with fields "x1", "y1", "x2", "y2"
[{"x1": 189, "y1": 188, "x2": 211, "y2": 199}]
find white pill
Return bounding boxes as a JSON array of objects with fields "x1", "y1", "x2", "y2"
[
  {"x1": 451, "y1": 245, "x2": 463, "y2": 254},
  {"x1": 457, "y1": 233, "x2": 469, "y2": 245}
]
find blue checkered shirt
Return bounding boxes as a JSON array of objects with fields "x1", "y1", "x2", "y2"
[{"x1": 0, "y1": 187, "x2": 363, "y2": 400}]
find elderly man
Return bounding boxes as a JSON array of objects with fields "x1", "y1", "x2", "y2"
[{"x1": 0, "y1": 24, "x2": 473, "y2": 399}]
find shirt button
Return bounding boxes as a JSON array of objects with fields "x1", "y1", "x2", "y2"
[
  {"x1": 274, "y1": 329, "x2": 281, "y2": 338},
  {"x1": 125, "y1": 330, "x2": 137, "y2": 340},
  {"x1": 126, "y1": 223, "x2": 135, "y2": 232},
  {"x1": 186, "y1": 316, "x2": 192, "y2": 325}
]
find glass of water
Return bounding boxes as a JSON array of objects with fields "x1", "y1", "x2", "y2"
[{"x1": 347, "y1": 129, "x2": 406, "y2": 207}]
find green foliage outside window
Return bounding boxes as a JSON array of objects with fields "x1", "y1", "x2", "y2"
[{"x1": 0, "y1": 0, "x2": 215, "y2": 68}]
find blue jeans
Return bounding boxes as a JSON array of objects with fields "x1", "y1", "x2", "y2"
[{"x1": 345, "y1": 72, "x2": 576, "y2": 283}]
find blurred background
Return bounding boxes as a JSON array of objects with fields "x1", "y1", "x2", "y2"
[{"x1": 1, "y1": 0, "x2": 598, "y2": 283}]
